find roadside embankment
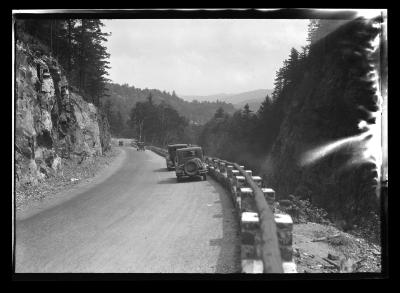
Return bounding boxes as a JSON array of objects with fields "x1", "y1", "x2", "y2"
[{"x1": 16, "y1": 147, "x2": 124, "y2": 218}]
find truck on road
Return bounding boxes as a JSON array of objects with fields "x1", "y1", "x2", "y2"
[
  {"x1": 166, "y1": 144, "x2": 188, "y2": 170},
  {"x1": 175, "y1": 147, "x2": 207, "y2": 182}
]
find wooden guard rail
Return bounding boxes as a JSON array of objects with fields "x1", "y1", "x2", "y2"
[
  {"x1": 148, "y1": 146, "x2": 296, "y2": 273},
  {"x1": 209, "y1": 157, "x2": 283, "y2": 273},
  {"x1": 147, "y1": 146, "x2": 168, "y2": 157},
  {"x1": 233, "y1": 163, "x2": 283, "y2": 273}
]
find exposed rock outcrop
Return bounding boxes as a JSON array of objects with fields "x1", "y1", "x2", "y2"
[{"x1": 15, "y1": 40, "x2": 111, "y2": 187}]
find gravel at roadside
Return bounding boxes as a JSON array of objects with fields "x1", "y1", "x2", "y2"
[
  {"x1": 15, "y1": 147, "x2": 122, "y2": 211},
  {"x1": 293, "y1": 222, "x2": 382, "y2": 273}
]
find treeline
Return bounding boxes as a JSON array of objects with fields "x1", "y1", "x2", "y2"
[
  {"x1": 198, "y1": 20, "x2": 344, "y2": 161},
  {"x1": 15, "y1": 19, "x2": 110, "y2": 107},
  {"x1": 103, "y1": 83, "x2": 236, "y2": 137},
  {"x1": 125, "y1": 94, "x2": 201, "y2": 146},
  {"x1": 199, "y1": 19, "x2": 364, "y2": 163},
  {"x1": 197, "y1": 18, "x2": 382, "y2": 237},
  {"x1": 198, "y1": 43, "x2": 309, "y2": 166}
]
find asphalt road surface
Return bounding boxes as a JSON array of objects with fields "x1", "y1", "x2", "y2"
[{"x1": 15, "y1": 147, "x2": 240, "y2": 273}]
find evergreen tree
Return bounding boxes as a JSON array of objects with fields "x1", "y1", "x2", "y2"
[
  {"x1": 128, "y1": 99, "x2": 188, "y2": 146},
  {"x1": 214, "y1": 107, "x2": 225, "y2": 119},
  {"x1": 285, "y1": 47, "x2": 300, "y2": 85},
  {"x1": 148, "y1": 92, "x2": 153, "y2": 105},
  {"x1": 73, "y1": 19, "x2": 111, "y2": 106},
  {"x1": 307, "y1": 19, "x2": 320, "y2": 45},
  {"x1": 272, "y1": 68, "x2": 285, "y2": 99},
  {"x1": 242, "y1": 103, "x2": 252, "y2": 118},
  {"x1": 16, "y1": 18, "x2": 111, "y2": 108}
]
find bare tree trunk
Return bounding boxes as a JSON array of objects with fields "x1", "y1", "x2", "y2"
[
  {"x1": 79, "y1": 19, "x2": 86, "y2": 93},
  {"x1": 67, "y1": 20, "x2": 73, "y2": 77}
]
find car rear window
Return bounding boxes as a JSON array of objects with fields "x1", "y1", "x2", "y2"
[
  {"x1": 183, "y1": 150, "x2": 196, "y2": 158},
  {"x1": 169, "y1": 145, "x2": 187, "y2": 153},
  {"x1": 181, "y1": 149, "x2": 203, "y2": 158}
]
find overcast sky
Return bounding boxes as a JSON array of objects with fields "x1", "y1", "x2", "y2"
[{"x1": 102, "y1": 19, "x2": 309, "y2": 96}]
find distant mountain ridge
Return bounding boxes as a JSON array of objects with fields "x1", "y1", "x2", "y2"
[
  {"x1": 180, "y1": 89, "x2": 273, "y2": 111},
  {"x1": 104, "y1": 83, "x2": 237, "y2": 136}
]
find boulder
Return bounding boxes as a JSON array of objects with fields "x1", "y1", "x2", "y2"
[{"x1": 51, "y1": 156, "x2": 62, "y2": 172}]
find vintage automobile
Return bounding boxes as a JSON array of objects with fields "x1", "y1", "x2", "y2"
[
  {"x1": 166, "y1": 144, "x2": 188, "y2": 171},
  {"x1": 137, "y1": 142, "x2": 145, "y2": 151},
  {"x1": 175, "y1": 147, "x2": 207, "y2": 182}
]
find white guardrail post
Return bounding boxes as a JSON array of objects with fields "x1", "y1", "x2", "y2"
[{"x1": 206, "y1": 156, "x2": 296, "y2": 273}]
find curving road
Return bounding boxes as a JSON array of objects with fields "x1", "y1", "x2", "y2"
[{"x1": 15, "y1": 147, "x2": 240, "y2": 273}]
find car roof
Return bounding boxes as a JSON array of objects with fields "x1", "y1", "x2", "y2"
[
  {"x1": 168, "y1": 144, "x2": 188, "y2": 148},
  {"x1": 176, "y1": 146, "x2": 202, "y2": 153}
]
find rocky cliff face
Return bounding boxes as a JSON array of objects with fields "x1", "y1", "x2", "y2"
[
  {"x1": 267, "y1": 18, "x2": 381, "y2": 226},
  {"x1": 15, "y1": 40, "x2": 111, "y2": 187}
]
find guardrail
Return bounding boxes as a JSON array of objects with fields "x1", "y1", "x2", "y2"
[
  {"x1": 205, "y1": 157, "x2": 296, "y2": 273},
  {"x1": 149, "y1": 146, "x2": 296, "y2": 273},
  {"x1": 147, "y1": 146, "x2": 168, "y2": 157}
]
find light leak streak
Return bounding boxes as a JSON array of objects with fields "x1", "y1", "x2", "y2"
[{"x1": 299, "y1": 17, "x2": 384, "y2": 199}]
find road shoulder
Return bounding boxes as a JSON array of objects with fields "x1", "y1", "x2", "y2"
[{"x1": 16, "y1": 147, "x2": 127, "y2": 221}]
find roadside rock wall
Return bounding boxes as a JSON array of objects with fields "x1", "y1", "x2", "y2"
[{"x1": 15, "y1": 40, "x2": 111, "y2": 187}]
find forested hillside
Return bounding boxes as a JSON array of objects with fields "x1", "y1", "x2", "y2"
[
  {"x1": 102, "y1": 83, "x2": 236, "y2": 137},
  {"x1": 197, "y1": 17, "x2": 383, "y2": 240},
  {"x1": 268, "y1": 18, "x2": 382, "y2": 234},
  {"x1": 124, "y1": 94, "x2": 202, "y2": 146}
]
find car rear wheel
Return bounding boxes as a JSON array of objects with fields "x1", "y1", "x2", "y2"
[{"x1": 184, "y1": 158, "x2": 202, "y2": 176}]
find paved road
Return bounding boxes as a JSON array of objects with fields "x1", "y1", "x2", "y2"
[{"x1": 15, "y1": 148, "x2": 240, "y2": 273}]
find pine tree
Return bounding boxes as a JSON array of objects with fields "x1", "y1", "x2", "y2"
[
  {"x1": 243, "y1": 103, "x2": 252, "y2": 118},
  {"x1": 16, "y1": 18, "x2": 111, "y2": 108},
  {"x1": 307, "y1": 19, "x2": 320, "y2": 45},
  {"x1": 285, "y1": 47, "x2": 300, "y2": 84},
  {"x1": 214, "y1": 107, "x2": 225, "y2": 119},
  {"x1": 299, "y1": 45, "x2": 309, "y2": 60},
  {"x1": 148, "y1": 92, "x2": 153, "y2": 105},
  {"x1": 272, "y1": 67, "x2": 285, "y2": 99},
  {"x1": 73, "y1": 19, "x2": 111, "y2": 106},
  {"x1": 257, "y1": 95, "x2": 272, "y2": 118}
]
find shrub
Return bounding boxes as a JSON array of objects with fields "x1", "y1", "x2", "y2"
[{"x1": 280, "y1": 195, "x2": 331, "y2": 224}]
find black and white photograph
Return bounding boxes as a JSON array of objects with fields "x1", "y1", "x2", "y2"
[{"x1": 12, "y1": 8, "x2": 388, "y2": 278}]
